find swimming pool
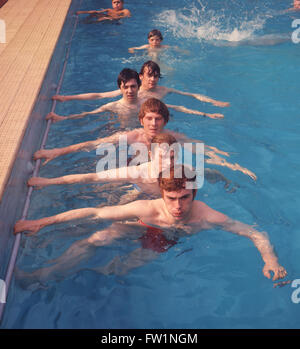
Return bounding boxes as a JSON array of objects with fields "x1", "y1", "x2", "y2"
[{"x1": 1, "y1": 0, "x2": 300, "y2": 329}]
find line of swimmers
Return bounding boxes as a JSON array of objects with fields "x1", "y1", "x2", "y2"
[{"x1": 12, "y1": 0, "x2": 288, "y2": 284}]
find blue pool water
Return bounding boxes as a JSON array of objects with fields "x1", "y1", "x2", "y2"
[{"x1": 2, "y1": 0, "x2": 300, "y2": 328}]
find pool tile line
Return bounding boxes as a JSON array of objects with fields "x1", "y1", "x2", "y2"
[{"x1": 0, "y1": 0, "x2": 82, "y2": 324}]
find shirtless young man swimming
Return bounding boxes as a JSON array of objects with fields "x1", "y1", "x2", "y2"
[
  {"x1": 28, "y1": 132, "x2": 234, "y2": 197},
  {"x1": 76, "y1": 0, "x2": 131, "y2": 22},
  {"x1": 47, "y1": 68, "x2": 143, "y2": 129},
  {"x1": 52, "y1": 61, "x2": 229, "y2": 119},
  {"x1": 34, "y1": 98, "x2": 256, "y2": 180},
  {"x1": 128, "y1": 29, "x2": 170, "y2": 54},
  {"x1": 14, "y1": 164, "x2": 286, "y2": 282},
  {"x1": 137, "y1": 60, "x2": 229, "y2": 109}
]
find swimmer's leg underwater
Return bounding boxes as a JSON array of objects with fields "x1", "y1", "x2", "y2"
[{"x1": 15, "y1": 222, "x2": 145, "y2": 288}]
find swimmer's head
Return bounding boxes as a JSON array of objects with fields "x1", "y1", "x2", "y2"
[
  {"x1": 151, "y1": 133, "x2": 177, "y2": 147},
  {"x1": 138, "y1": 98, "x2": 169, "y2": 124},
  {"x1": 112, "y1": 0, "x2": 124, "y2": 10},
  {"x1": 158, "y1": 165, "x2": 197, "y2": 220},
  {"x1": 149, "y1": 133, "x2": 179, "y2": 167},
  {"x1": 148, "y1": 29, "x2": 163, "y2": 41},
  {"x1": 159, "y1": 164, "x2": 197, "y2": 195},
  {"x1": 139, "y1": 61, "x2": 161, "y2": 79},
  {"x1": 294, "y1": 0, "x2": 300, "y2": 8},
  {"x1": 117, "y1": 68, "x2": 141, "y2": 89}
]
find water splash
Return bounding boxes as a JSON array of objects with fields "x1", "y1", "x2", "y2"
[{"x1": 154, "y1": 6, "x2": 269, "y2": 43}]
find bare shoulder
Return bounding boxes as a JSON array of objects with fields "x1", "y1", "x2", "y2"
[
  {"x1": 157, "y1": 85, "x2": 169, "y2": 95},
  {"x1": 128, "y1": 198, "x2": 161, "y2": 220},
  {"x1": 193, "y1": 201, "x2": 228, "y2": 225},
  {"x1": 139, "y1": 198, "x2": 162, "y2": 216},
  {"x1": 101, "y1": 100, "x2": 118, "y2": 111},
  {"x1": 126, "y1": 128, "x2": 143, "y2": 143},
  {"x1": 123, "y1": 9, "x2": 131, "y2": 16}
]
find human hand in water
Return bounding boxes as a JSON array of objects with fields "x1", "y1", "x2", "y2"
[
  {"x1": 34, "y1": 148, "x2": 61, "y2": 165},
  {"x1": 28, "y1": 177, "x2": 49, "y2": 189},
  {"x1": 46, "y1": 112, "x2": 67, "y2": 123},
  {"x1": 211, "y1": 101, "x2": 230, "y2": 108},
  {"x1": 206, "y1": 113, "x2": 224, "y2": 119},
  {"x1": 14, "y1": 220, "x2": 44, "y2": 236},
  {"x1": 52, "y1": 95, "x2": 68, "y2": 102},
  {"x1": 263, "y1": 262, "x2": 287, "y2": 281},
  {"x1": 205, "y1": 145, "x2": 229, "y2": 157}
]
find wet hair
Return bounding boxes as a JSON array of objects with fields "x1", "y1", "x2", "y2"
[
  {"x1": 150, "y1": 133, "x2": 179, "y2": 162},
  {"x1": 151, "y1": 133, "x2": 177, "y2": 146},
  {"x1": 139, "y1": 61, "x2": 161, "y2": 79},
  {"x1": 117, "y1": 68, "x2": 141, "y2": 88},
  {"x1": 158, "y1": 164, "x2": 197, "y2": 198},
  {"x1": 148, "y1": 29, "x2": 163, "y2": 41},
  {"x1": 138, "y1": 98, "x2": 169, "y2": 124}
]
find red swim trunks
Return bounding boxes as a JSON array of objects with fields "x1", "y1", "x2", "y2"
[{"x1": 138, "y1": 220, "x2": 177, "y2": 253}]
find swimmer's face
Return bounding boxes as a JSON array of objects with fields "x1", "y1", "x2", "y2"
[
  {"x1": 120, "y1": 79, "x2": 139, "y2": 102},
  {"x1": 162, "y1": 189, "x2": 194, "y2": 221},
  {"x1": 140, "y1": 67, "x2": 160, "y2": 90},
  {"x1": 294, "y1": 0, "x2": 300, "y2": 8},
  {"x1": 112, "y1": 0, "x2": 124, "y2": 10},
  {"x1": 148, "y1": 35, "x2": 162, "y2": 48},
  {"x1": 140, "y1": 112, "x2": 166, "y2": 138}
]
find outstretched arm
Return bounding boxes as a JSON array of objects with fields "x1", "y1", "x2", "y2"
[
  {"x1": 96, "y1": 9, "x2": 131, "y2": 21},
  {"x1": 33, "y1": 130, "x2": 129, "y2": 165},
  {"x1": 167, "y1": 130, "x2": 256, "y2": 180},
  {"x1": 203, "y1": 206, "x2": 287, "y2": 280},
  {"x1": 128, "y1": 44, "x2": 149, "y2": 53},
  {"x1": 14, "y1": 200, "x2": 145, "y2": 236},
  {"x1": 28, "y1": 164, "x2": 144, "y2": 188},
  {"x1": 52, "y1": 90, "x2": 121, "y2": 102},
  {"x1": 219, "y1": 217, "x2": 287, "y2": 281},
  {"x1": 166, "y1": 104, "x2": 224, "y2": 119},
  {"x1": 45, "y1": 103, "x2": 111, "y2": 123},
  {"x1": 166, "y1": 88, "x2": 230, "y2": 107},
  {"x1": 204, "y1": 149, "x2": 257, "y2": 180},
  {"x1": 76, "y1": 9, "x2": 108, "y2": 15},
  {"x1": 28, "y1": 173, "x2": 107, "y2": 188},
  {"x1": 117, "y1": 9, "x2": 131, "y2": 19},
  {"x1": 168, "y1": 130, "x2": 229, "y2": 157}
]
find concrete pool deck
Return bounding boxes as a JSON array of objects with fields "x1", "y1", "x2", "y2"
[{"x1": 0, "y1": 0, "x2": 72, "y2": 201}]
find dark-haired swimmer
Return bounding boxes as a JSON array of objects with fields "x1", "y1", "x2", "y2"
[
  {"x1": 14, "y1": 165, "x2": 286, "y2": 283},
  {"x1": 76, "y1": 0, "x2": 131, "y2": 22},
  {"x1": 48, "y1": 68, "x2": 143, "y2": 129},
  {"x1": 129, "y1": 29, "x2": 169, "y2": 53},
  {"x1": 52, "y1": 61, "x2": 229, "y2": 118},
  {"x1": 137, "y1": 61, "x2": 229, "y2": 109},
  {"x1": 128, "y1": 29, "x2": 190, "y2": 70}
]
